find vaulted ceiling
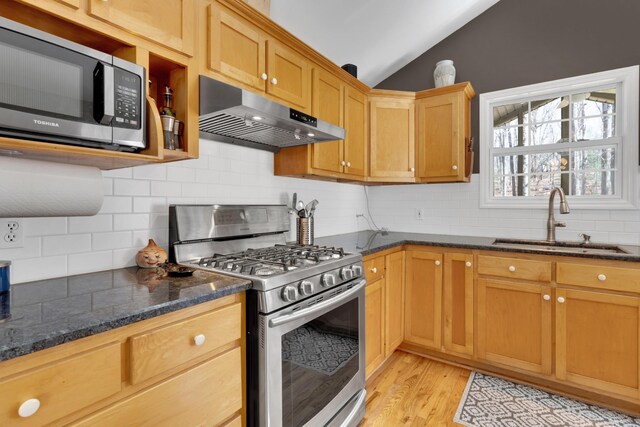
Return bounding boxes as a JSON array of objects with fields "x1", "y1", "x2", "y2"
[{"x1": 270, "y1": 0, "x2": 500, "y2": 87}]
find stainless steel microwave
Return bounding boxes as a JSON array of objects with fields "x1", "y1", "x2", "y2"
[{"x1": 0, "y1": 17, "x2": 145, "y2": 151}]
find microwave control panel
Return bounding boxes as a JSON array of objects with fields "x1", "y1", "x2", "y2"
[{"x1": 113, "y1": 68, "x2": 141, "y2": 130}]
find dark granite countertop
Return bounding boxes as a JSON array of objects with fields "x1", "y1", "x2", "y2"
[
  {"x1": 0, "y1": 267, "x2": 250, "y2": 362},
  {"x1": 314, "y1": 230, "x2": 640, "y2": 262}
]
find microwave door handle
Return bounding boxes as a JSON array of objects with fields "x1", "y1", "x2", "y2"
[
  {"x1": 94, "y1": 63, "x2": 115, "y2": 125},
  {"x1": 268, "y1": 279, "x2": 366, "y2": 328}
]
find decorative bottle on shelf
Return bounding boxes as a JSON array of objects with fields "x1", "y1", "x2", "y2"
[
  {"x1": 434, "y1": 60, "x2": 456, "y2": 88},
  {"x1": 160, "y1": 85, "x2": 176, "y2": 150},
  {"x1": 161, "y1": 85, "x2": 175, "y2": 117}
]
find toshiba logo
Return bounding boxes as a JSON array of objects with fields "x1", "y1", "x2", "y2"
[{"x1": 33, "y1": 119, "x2": 60, "y2": 127}]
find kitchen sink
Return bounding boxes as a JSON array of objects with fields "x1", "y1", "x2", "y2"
[{"x1": 492, "y1": 239, "x2": 629, "y2": 255}]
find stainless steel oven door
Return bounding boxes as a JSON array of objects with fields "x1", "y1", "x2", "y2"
[{"x1": 259, "y1": 279, "x2": 366, "y2": 427}]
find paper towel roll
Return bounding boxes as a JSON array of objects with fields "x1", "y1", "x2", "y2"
[{"x1": 0, "y1": 157, "x2": 104, "y2": 217}]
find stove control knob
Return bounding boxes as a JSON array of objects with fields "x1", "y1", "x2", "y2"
[
  {"x1": 321, "y1": 273, "x2": 336, "y2": 287},
  {"x1": 351, "y1": 265, "x2": 363, "y2": 277},
  {"x1": 340, "y1": 267, "x2": 354, "y2": 280},
  {"x1": 281, "y1": 285, "x2": 299, "y2": 302},
  {"x1": 299, "y1": 280, "x2": 314, "y2": 296}
]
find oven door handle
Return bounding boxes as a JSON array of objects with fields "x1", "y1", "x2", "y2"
[{"x1": 269, "y1": 279, "x2": 366, "y2": 328}]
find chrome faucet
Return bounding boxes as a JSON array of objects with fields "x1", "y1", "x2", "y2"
[{"x1": 547, "y1": 187, "x2": 570, "y2": 242}]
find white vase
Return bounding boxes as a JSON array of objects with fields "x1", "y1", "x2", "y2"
[{"x1": 434, "y1": 60, "x2": 456, "y2": 88}]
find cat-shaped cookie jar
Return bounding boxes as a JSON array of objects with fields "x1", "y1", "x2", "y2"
[{"x1": 136, "y1": 239, "x2": 168, "y2": 268}]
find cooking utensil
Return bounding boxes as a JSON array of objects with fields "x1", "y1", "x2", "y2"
[
  {"x1": 292, "y1": 193, "x2": 297, "y2": 211},
  {"x1": 308, "y1": 200, "x2": 319, "y2": 217}
]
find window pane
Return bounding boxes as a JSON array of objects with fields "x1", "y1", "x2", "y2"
[
  {"x1": 572, "y1": 115, "x2": 615, "y2": 141},
  {"x1": 493, "y1": 102, "x2": 528, "y2": 127},
  {"x1": 570, "y1": 171, "x2": 615, "y2": 196},
  {"x1": 571, "y1": 148, "x2": 616, "y2": 171},
  {"x1": 571, "y1": 88, "x2": 616, "y2": 117},
  {"x1": 528, "y1": 173, "x2": 562, "y2": 196},
  {"x1": 493, "y1": 126, "x2": 527, "y2": 148},
  {"x1": 527, "y1": 97, "x2": 563, "y2": 123},
  {"x1": 530, "y1": 120, "x2": 567, "y2": 146},
  {"x1": 494, "y1": 152, "x2": 568, "y2": 175}
]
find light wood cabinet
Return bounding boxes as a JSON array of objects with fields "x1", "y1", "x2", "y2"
[
  {"x1": 208, "y1": 1, "x2": 310, "y2": 110},
  {"x1": 415, "y1": 82, "x2": 474, "y2": 183},
  {"x1": 477, "y1": 278, "x2": 552, "y2": 375},
  {"x1": 385, "y1": 251, "x2": 405, "y2": 356},
  {"x1": 88, "y1": 0, "x2": 195, "y2": 56},
  {"x1": 369, "y1": 95, "x2": 415, "y2": 181},
  {"x1": 404, "y1": 251, "x2": 442, "y2": 349},
  {"x1": 365, "y1": 278, "x2": 385, "y2": 377},
  {"x1": 443, "y1": 253, "x2": 473, "y2": 357},
  {"x1": 343, "y1": 86, "x2": 368, "y2": 177},
  {"x1": 556, "y1": 288, "x2": 640, "y2": 399},
  {"x1": 311, "y1": 68, "x2": 344, "y2": 174}
]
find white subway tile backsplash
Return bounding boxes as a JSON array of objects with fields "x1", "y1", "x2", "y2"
[
  {"x1": 113, "y1": 179, "x2": 150, "y2": 196},
  {"x1": 43, "y1": 234, "x2": 91, "y2": 255},
  {"x1": 12, "y1": 255, "x2": 67, "y2": 283},
  {"x1": 114, "y1": 214, "x2": 150, "y2": 231},
  {"x1": 68, "y1": 215, "x2": 113, "y2": 234},
  {"x1": 100, "y1": 196, "x2": 133, "y2": 214},
  {"x1": 132, "y1": 164, "x2": 167, "y2": 180},
  {"x1": 167, "y1": 166, "x2": 195, "y2": 182},
  {"x1": 133, "y1": 197, "x2": 168, "y2": 213},
  {"x1": 24, "y1": 217, "x2": 67, "y2": 236},
  {"x1": 68, "y1": 251, "x2": 113, "y2": 275},
  {"x1": 92, "y1": 231, "x2": 133, "y2": 251}
]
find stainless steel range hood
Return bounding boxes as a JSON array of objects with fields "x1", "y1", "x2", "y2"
[{"x1": 199, "y1": 76, "x2": 345, "y2": 152}]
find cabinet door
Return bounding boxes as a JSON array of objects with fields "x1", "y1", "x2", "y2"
[
  {"x1": 208, "y1": 3, "x2": 266, "y2": 91},
  {"x1": 404, "y1": 251, "x2": 442, "y2": 349},
  {"x1": 443, "y1": 253, "x2": 473, "y2": 357},
  {"x1": 556, "y1": 288, "x2": 640, "y2": 399},
  {"x1": 311, "y1": 68, "x2": 344, "y2": 174},
  {"x1": 344, "y1": 87, "x2": 367, "y2": 177},
  {"x1": 369, "y1": 100, "x2": 415, "y2": 179},
  {"x1": 477, "y1": 279, "x2": 552, "y2": 375},
  {"x1": 385, "y1": 251, "x2": 405, "y2": 356},
  {"x1": 266, "y1": 39, "x2": 310, "y2": 110},
  {"x1": 416, "y1": 92, "x2": 463, "y2": 181},
  {"x1": 365, "y1": 279, "x2": 385, "y2": 377},
  {"x1": 88, "y1": 0, "x2": 195, "y2": 56}
]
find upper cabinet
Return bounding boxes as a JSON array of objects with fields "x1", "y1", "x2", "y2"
[
  {"x1": 310, "y1": 68, "x2": 344, "y2": 174},
  {"x1": 207, "y1": 1, "x2": 310, "y2": 111},
  {"x1": 416, "y1": 82, "x2": 475, "y2": 183},
  {"x1": 343, "y1": 87, "x2": 368, "y2": 177},
  {"x1": 369, "y1": 93, "x2": 415, "y2": 182},
  {"x1": 88, "y1": 0, "x2": 195, "y2": 56}
]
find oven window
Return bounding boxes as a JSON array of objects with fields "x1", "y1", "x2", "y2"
[{"x1": 281, "y1": 298, "x2": 359, "y2": 427}]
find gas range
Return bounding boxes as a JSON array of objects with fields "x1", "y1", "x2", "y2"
[{"x1": 169, "y1": 204, "x2": 364, "y2": 313}]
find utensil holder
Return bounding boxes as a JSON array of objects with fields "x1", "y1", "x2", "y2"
[{"x1": 297, "y1": 217, "x2": 314, "y2": 245}]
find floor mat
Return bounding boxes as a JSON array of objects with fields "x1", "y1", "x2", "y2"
[{"x1": 454, "y1": 371, "x2": 640, "y2": 426}]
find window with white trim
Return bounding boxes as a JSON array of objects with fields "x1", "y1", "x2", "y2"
[{"x1": 479, "y1": 66, "x2": 639, "y2": 209}]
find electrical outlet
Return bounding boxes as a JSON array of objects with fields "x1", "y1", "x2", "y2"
[
  {"x1": 415, "y1": 208, "x2": 425, "y2": 220},
  {"x1": 0, "y1": 219, "x2": 23, "y2": 248}
]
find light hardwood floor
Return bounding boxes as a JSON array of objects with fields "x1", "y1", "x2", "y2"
[{"x1": 360, "y1": 351, "x2": 471, "y2": 426}]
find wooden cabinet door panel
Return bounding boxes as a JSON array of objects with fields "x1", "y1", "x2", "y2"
[
  {"x1": 443, "y1": 253, "x2": 473, "y2": 357},
  {"x1": 477, "y1": 279, "x2": 552, "y2": 375},
  {"x1": 404, "y1": 251, "x2": 442, "y2": 349},
  {"x1": 556, "y1": 288, "x2": 640, "y2": 399},
  {"x1": 344, "y1": 87, "x2": 367, "y2": 177},
  {"x1": 209, "y1": 4, "x2": 266, "y2": 91},
  {"x1": 267, "y1": 39, "x2": 310, "y2": 110},
  {"x1": 385, "y1": 251, "x2": 405, "y2": 356},
  {"x1": 311, "y1": 68, "x2": 343, "y2": 173},
  {"x1": 365, "y1": 279, "x2": 385, "y2": 377},
  {"x1": 417, "y1": 93, "x2": 462, "y2": 180},
  {"x1": 370, "y1": 101, "x2": 415, "y2": 178},
  {"x1": 88, "y1": 0, "x2": 194, "y2": 55}
]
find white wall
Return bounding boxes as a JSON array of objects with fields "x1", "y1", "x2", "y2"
[
  {"x1": 367, "y1": 174, "x2": 640, "y2": 245},
  {"x1": 3, "y1": 139, "x2": 368, "y2": 284}
]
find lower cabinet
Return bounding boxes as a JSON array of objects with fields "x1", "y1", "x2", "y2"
[
  {"x1": 385, "y1": 251, "x2": 405, "y2": 356},
  {"x1": 556, "y1": 287, "x2": 640, "y2": 399},
  {"x1": 443, "y1": 253, "x2": 474, "y2": 357},
  {"x1": 404, "y1": 251, "x2": 442, "y2": 349},
  {"x1": 477, "y1": 278, "x2": 552, "y2": 375},
  {"x1": 365, "y1": 278, "x2": 385, "y2": 377}
]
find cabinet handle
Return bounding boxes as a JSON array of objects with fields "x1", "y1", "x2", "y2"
[
  {"x1": 410, "y1": 167, "x2": 415, "y2": 172},
  {"x1": 465, "y1": 261, "x2": 472, "y2": 267},
  {"x1": 371, "y1": 267, "x2": 377, "y2": 273},
  {"x1": 543, "y1": 294, "x2": 551, "y2": 301},
  {"x1": 452, "y1": 165, "x2": 458, "y2": 170},
  {"x1": 18, "y1": 399, "x2": 40, "y2": 418},
  {"x1": 193, "y1": 334, "x2": 206, "y2": 346},
  {"x1": 271, "y1": 77, "x2": 278, "y2": 85},
  {"x1": 347, "y1": 162, "x2": 351, "y2": 167},
  {"x1": 435, "y1": 260, "x2": 441, "y2": 266},
  {"x1": 260, "y1": 73, "x2": 268, "y2": 80},
  {"x1": 508, "y1": 265, "x2": 516, "y2": 272},
  {"x1": 340, "y1": 160, "x2": 346, "y2": 166},
  {"x1": 598, "y1": 274, "x2": 606, "y2": 281},
  {"x1": 557, "y1": 296, "x2": 566, "y2": 304}
]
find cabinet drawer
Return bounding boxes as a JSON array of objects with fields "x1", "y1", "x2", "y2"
[
  {"x1": 130, "y1": 302, "x2": 241, "y2": 384},
  {"x1": 478, "y1": 255, "x2": 551, "y2": 282},
  {"x1": 557, "y1": 262, "x2": 640, "y2": 293},
  {"x1": 75, "y1": 347, "x2": 242, "y2": 426},
  {"x1": 0, "y1": 342, "x2": 121, "y2": 426},
  {"x1": 364, "y1": 256, "x2": 385, "y2": 283}
]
